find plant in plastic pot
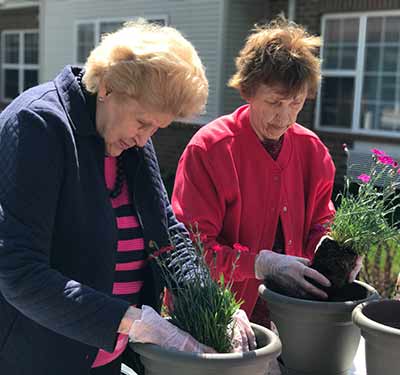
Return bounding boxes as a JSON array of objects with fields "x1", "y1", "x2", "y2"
[
  {"x1": 311, "y1": 148, "x2": 400, "y2": 299},
  {"x1": 128, "y1": 228, "x2": 281, "y2": 375}
]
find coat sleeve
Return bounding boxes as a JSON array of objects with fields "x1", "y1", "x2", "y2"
[
  {"x1": 0, "y1": 109, "x2": 129, "y2": 352},
  {"x1": 304, "y1": 144, "x2": 336, "y2": 258},
  {"x1": 172, "y1": 144, "x2": 257, "y2": 282}
]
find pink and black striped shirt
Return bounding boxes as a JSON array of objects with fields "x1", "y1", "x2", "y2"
[{"x1": 92, "y1": 156, "x2": 146, "y2": 368}]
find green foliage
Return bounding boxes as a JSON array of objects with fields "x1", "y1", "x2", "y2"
[
  {"x1": 330, "y1": 150, "x2": 400, "y2": 256},
  {"x1": 151, "y1": 228, "x2": 242, "y2": 353}
]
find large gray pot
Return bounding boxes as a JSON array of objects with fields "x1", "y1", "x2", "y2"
[
  {"x1": 352, "y1": 299, "x2": 400, "y2": 375},
  {"x1": 259, "y1": 281, "x2": 378, "y2": 375},
  {"x1": 129, "y1": 323, "x2": 281, "y2": 375}
]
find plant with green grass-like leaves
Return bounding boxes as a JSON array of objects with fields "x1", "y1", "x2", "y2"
[{"x1": 150, "y1": 227, "x2": 246, "y2": 353}]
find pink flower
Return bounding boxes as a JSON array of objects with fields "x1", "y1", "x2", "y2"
[
  {"x1": 371, "y1": 148, "x2": 386, "y2": 157},
  {"x1": 233, "y1": 243, "x2": 250, "y2": 253},
  {"x1": 392, "y1": 161, "x2": 399, "y2": 168},
  {"x1": 378, "y1": 155, "x2": 395, "y2": 166},
  {"x1": 398, "y1": 169, "x2": 400, "y2": 174},
  {"x1": 212, "y1": 244, "x2": 223, "y2": 253},
  {"x1": 357, "y1": 174, "x2": 371, "y2": 183}
]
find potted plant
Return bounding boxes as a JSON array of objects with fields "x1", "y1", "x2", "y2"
[
  {"x1": 258, "y1": 149, "x2": 400, "y2": 374},
  {"x1": 129, "y1": 229, "x2": 282, "y2": 375},
  {"x1": 312, "y1": 148, "x2": 400, "y2": 295}
]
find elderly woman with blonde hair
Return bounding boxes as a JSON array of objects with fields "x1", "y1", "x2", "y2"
[
  {"x1": 172, "y1": 18, "x2": 363, "y2": 327},
  {"x1": 0, "y1": 21, "x2": 210, "y2": 375}
]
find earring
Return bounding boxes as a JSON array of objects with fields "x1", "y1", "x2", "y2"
[{"x1": 98, "y1": 96, "x2": 104, "y2": 102}]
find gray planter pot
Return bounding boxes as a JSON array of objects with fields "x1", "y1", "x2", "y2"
[
  {"x1": 129, "y1": 323, "x2": 281, "y2": 375},
  {"x1": 352, "y1": 299, "x2": 400, "y2": 375},
  {"x1": 259, "y1": 281, "x2": 378, "y2": 375}
]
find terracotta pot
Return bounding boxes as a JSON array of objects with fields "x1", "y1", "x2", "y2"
[
  {"x1": 352, "y1": 299, "x2": 400, "y2": 375},
  {"x1": 259, "y1": 280, "x2": 379, "y2": 375},
  {"x1": 129, "y1": 323, "x2": 281, "y2": 375}
]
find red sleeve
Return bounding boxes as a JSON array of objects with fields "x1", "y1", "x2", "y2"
[
  {"x1": 172, "y1": 144, "x2": 256, "y2": 281},
  {"x1": 304, "y1": 147, "x2": 336, "y2": 259}
]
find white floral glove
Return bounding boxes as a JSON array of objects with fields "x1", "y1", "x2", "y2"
[
  {"x1": 255, "y1": 250, "x2": 331, "y2": 299},
  {"x1": 348, "y1": 256, "x2": 364, "y2": 283},
  {"x1": 129, "y1": 305, "x2": 215, "y2": 353},
  {"x1": 230, "y1": 309, "x2": 257, "y2": 352}
]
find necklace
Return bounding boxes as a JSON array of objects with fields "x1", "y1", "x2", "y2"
[{"x1": 76, "y1": 70, "x2": 125, "y2": 199}]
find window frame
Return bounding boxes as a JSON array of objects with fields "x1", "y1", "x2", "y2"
[
  {"x1": 74, "y1": 16, "x2": 169, "y2": 66},
  {"x1": 315, "y1": 10, "x2": 400, "y2": 138},
  {"x1": 1, "y1": 29, "x2": 39, "y2": 102}
]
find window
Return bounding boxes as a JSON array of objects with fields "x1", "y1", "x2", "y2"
[
  {"x1": 1, "y1": 30, "x2": 39, "y2": 101},
  {"x1": 317, "y1": 13, "x2": 400, "y2": 135},
  {"x1": 76, "y1": 17, "x2": 167, "y2": 65}
]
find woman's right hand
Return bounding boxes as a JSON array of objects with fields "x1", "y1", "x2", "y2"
[
  {"x1": 127, "y1": 305, "x2": 215, "y2": 353},
  {"x1": 254, "y1": 250, "x2": 331, "y2": 299}
]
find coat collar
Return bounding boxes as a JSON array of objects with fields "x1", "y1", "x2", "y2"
[{"x1": 53, "y1": 65, "x2": 98, "y2": 137}]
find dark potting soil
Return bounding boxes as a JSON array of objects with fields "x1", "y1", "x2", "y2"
[{"x1": 309, "y1": 236, "x2": 358, "y2": 299}]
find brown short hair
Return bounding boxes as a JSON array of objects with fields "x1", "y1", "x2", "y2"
[
  {"x1": 228, "y1": 18, "x2": 321, "y2": 99},
  {"x1": 83, "y1": 20, "x2": 208, "y2": 119}
]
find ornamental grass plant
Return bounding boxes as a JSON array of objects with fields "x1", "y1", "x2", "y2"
[{"x1": 150, "y1": 228, "x2": 245, "y2": 353}]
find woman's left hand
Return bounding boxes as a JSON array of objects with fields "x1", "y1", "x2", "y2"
[
  {"x1": 230, "y1": 309, "x2": 257, "y2": 352},
  {"x1": 348, "y1": 256, "x2": 364, "y2": 283}
]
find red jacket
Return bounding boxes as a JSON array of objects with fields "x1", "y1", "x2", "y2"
[{"x1": 172, "y1": 105, "x2": 335, "y2": 315}]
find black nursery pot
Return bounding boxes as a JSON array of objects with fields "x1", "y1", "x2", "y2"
[{"x1": 311, "y1": 235, "x2": 358, "y2": 295}]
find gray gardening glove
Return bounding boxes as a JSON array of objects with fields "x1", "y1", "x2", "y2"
[
  {"x1": 129, "y1": 305, "x2": 215, "y2": 353},
  {"x1": 230, "y1": 309, "x2": 257, "y2": 352},
  {"x1": 255, "y1": 250, "x2": 331, "y2": 299},
  {"x1": 348, "y1": 255, "x2": 364, "y2": 283}
]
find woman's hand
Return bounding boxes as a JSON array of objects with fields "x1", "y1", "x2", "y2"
[
  {"x1": 127, "y1": 305, "x2": 215, "y2": 353},
  {"x1": 230, "y1": 309, "x2": 257, "y2": 352},
  {"x1": 255, "y1": 250, "x2": 331, "y2": 299}
]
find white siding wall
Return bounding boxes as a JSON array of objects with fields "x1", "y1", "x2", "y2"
[
  {"x1": 221, "y1": 0, "x2": 268, "y2": 115},
  {"x1": 41, "y1": 0, "x2": 223, "y2": 121}
]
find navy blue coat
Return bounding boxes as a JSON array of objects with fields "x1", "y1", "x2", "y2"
[{"x1": 0, "y1": 66, "x2": 202, "y2": 374}]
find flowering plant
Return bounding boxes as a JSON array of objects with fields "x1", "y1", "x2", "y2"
[
  {"x1": 150, "y1": 227, "x2": 248, "y2": 353},
  {"x1": 330, "y1": 148, "x2": 400, "y2": 254},
  {"x1": 312, "y1": 148, "x2": 400, "y2": 292}
]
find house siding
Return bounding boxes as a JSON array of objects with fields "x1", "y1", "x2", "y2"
[
  {"x1": 41, "y1": 0, "x2": 222, "y2": 121},
  {"x1": 221, "y1": 0, "x2": 268, "y2": 115}
]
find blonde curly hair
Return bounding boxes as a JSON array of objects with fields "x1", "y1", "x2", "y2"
[
  {"x1": 83, "y1": 20, "x2": 208, "y2": 119},
  {"x1": 229, "y1": 18, "x2": 321, "y2": 99}
]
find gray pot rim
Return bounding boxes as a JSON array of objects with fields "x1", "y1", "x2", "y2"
[
  {"x1": 259, "y1": 280, "x2": 378, "y2": 313},
  {"x1": 352, "y1": 299, "x2": 400, "y2": 337},
  {"x1": 129, "y1": 323, "x2": 281, "y2": 365}
]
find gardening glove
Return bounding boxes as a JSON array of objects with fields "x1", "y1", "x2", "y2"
[
  {"x1": 348, "y1": 255, "x2": 364, "y2": 283},
  {"x1": 129, "y1": 305, "x2": 215, "y2": 353},
  {"x1": 230, "y1": 309, "x2": 257, "y2": 353},
  {"x1": 255, "y1": 250, "x2": 331, "y2": 299}
]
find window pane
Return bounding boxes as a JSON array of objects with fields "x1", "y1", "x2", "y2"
[
  {"x1": 99, "y1": 21, "x2": 124, "y2": 39},
  {"x1": 4, "y1": 34, "x2": 19, "y2": 64},
  {"x1": 378, "y1": 104, "x2": 400, "y2": 131},
  {"x1": 23, "y1": 69, "x2": 38, "y2": 91},
  {"x1": 362, "y1": 75, "x2": 378, "y2": 101},
  {"x1": 382, "y1": 46, "x2": 398, "y2": 73},
  {"x1": 323, "y1": 46, "x2": 339, "y2": 69},
  {"x1": 342, "y1": 18, "x2": 359, "y2": 43},
  {"x1": 24, "y1": 33, "x2": 38, "y2": 64},
  {"x1": 4, "y1": 69, "x2": 19, "y2": 99},
  {"x1": 364, "y1": 46, "x2": 380, "y2": 72},
  {"x1": 77, "y1": 23, "x2": 95, "y2": 64},
  {"x1": 380, "y1": 76, "x2": 396, "y2": 102},
  {"x1": 325, "y1": 19, "x2": 340, "y2": 44},
  {"x1": 384, "y1": 16, "x2": 400, "y2": 42},
  {"x1": 341, "y1": 46, "x2": 357, "y2": 69},
  {"x1": 367, "y1": 17, "x2": 383, "y2": 43},
  {"x1": 320, "y1": 77, "x2": 355, "y2": 128}
]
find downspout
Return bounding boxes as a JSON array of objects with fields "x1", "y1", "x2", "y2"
[{"x1": 288, "y1": 0, "x2": 296, "y2": 21}]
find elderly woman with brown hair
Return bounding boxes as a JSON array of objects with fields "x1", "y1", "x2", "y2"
[
  {"x1": 0, "y1": 21, "x2": 213, "y2": 375},
  {"x1": 172, "y1": 19, "x2": 361, "y2": 326}
]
